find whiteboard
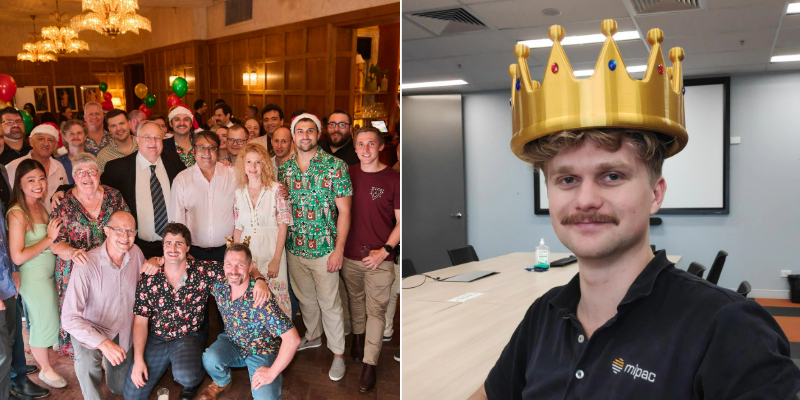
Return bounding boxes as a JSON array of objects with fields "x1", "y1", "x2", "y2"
[{"x1": 534, "y1": 78, "x2": 730, "y2": 215}]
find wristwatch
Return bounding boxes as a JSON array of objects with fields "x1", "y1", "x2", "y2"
[{"x1": 383, "y1": 245, "x2": 393, "y2": 254}]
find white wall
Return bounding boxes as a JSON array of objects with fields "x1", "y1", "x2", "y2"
[{"x1": 464, "y1": 71, "x2": 800, "y2": 297}]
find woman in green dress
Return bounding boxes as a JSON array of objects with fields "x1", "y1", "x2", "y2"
[{"x1": 7, "y1": 159, "x2": 66, "y2": 389}]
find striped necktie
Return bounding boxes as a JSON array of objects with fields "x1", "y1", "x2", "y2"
[{"x1": 150, "y1": 165, "x2": 168, "y2": 237}]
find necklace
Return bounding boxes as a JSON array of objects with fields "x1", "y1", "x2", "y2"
[{"x1": 78, "y1": 191, "x2": 103, "y2": 215}]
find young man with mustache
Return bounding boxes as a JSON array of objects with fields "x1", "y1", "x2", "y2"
[
  {"x1": 163, "y1": 106, "x2": 197, "y2": 168},
  {"x1": 472, "y1": 21, "x2": 800, "y2": 399}
]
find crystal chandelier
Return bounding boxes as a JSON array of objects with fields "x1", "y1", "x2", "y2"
[
  {"x1": 41, "y1": 0, "x2": 90, "y2": 54},
  {"x1": 17, "y1": 16, "x2": 58, "y2": 63},
  {"x1": 70, "y1": 0, "x2": 152, "y2": 38}
]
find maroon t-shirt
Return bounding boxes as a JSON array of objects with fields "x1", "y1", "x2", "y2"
[{"x1": 344, "y1": 164, "x2": 400, "y2": 262}]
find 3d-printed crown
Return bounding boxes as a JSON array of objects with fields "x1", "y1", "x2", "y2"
[{"x1": 509, "y1": 19, "x2": 689, "y2": 160}]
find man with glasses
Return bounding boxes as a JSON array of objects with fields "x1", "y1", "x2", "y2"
[
  {"x1": 61, "y1": 211, "x2": 145, "y2": 400},
  {"x1": 0, "y1": 107, "x2": 32, "y2": 165},
  {"x1": 6, "y1": 123, "x2": 68, "y2": 212},
  {"x1": 83, "y1": 102, "x2": 112, "y2": 154},
  {"x1": 169, "y1": 131, "x2": 235, "y2": 263},
  {"x1": 320, "y1": 110, "x2": 359, "y2": 166},
  {"x1": 97, "y1": 110, "x2": 138, "y2": 173},
  {"x1": 101, "y1": 121, "x2": 186, "y2": 259},
  {"x1": 225, "y1": 124, "x2": 249, "y2": 165}
]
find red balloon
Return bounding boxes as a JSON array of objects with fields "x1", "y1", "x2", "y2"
[
  {"x1": 139, "y1": 104, "x2": 152, "y2": 118},
  {"x1": 103, "y1": 92, "x2": 112, "y2": 102},
  {"x1": 0, "y1": 74, "x2": 17, "y2": 104},
  {"x1": 102, "y1": 100, "x2": 114, "y2": 111},
  {"x1": 167, "y1": 94, "x2": 181, "y2": 107}
]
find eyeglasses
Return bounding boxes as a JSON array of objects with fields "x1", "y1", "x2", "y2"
[
  {"x1": 227, "y1": 138, "x2": 245, "y2": 145},
  {"x1": 74, "y1": 169, "x2": 99, "y2": 178},
  {"x1": 107, "y1": 226, "x2": 137, "y2": 236},
  {"x1": 196, "y1": 146, "x2": 218, "y2": 153},
  {"x1": 1, "y1": 120, "x2": 23, "y2": 127},
  {"x1": 140, "y1": 136, "x2": 163, "y2": 142},
  {"x1": 328, "y1": 122, "x2": 350, "y2": 129}
]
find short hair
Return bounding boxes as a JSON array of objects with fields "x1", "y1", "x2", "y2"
[
  {"x1": 247, "y1": 105, "x2": 258, "y2": 114},
  {"x1": 163, "y1": 222, "x2": 192, "y2": 247},
  {"x1": 214, "y1": 103, "x2": 232, "y2": 116},
  {"x1": 194, "y1": 130, "x2": 220, "y2": 149},
  {"x1": 128, "y1": 110, "x2": 142, "y2": 120},
  {"x1": 62, "y1": 119, "x2": 87, "y2": 134},
  {"x1": 260, "y1": 104, "x2": 284, "y2": 120},
  {"x1": 84, "y1": 101, "x2": 102, "y2": 111},
  {"x1": 227, "y1": 124, "x2": 247, "y2": 137},
  {"x1": 290, "y1": 109, "x2": 306, "y2": 119},
  {"x1": 0, "y1": 107, "x2": 22, "y2": 120},
  {"x1": 148, "y1": 114, "x2": 167, "y2": 124},
  {"x1": 328, "y1": 110, "x2": 352, "y2": 124},
  {"x1": 214, "y1": 99, "x2": 226, "y2": 105},
  {"x1": 71, "y1": 152, "x2": 100, "y2": 172},
  {"x1": 224, "y1": 243, "x2": 253, "y2": 264},
  {"x1": 138, "y1": 120, "x2": 165, "y2": 136},
  {"x1": 105, "y1": 109, "x2": 128, "y2": 122},
  {"x1": 521, "y1": 129, "x2": 668, "y2": 186},
  {"x1": 354, "y1": 126, "x2": 384, "y2": 146},
  {"x1": 193, "y1": 99, "x2": 206, "y2": 110}
]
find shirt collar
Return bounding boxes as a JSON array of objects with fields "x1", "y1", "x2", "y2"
[
  {"x1": 549, "y1": 250, "x2": 673, "y2": 313},
  {"x1": 136, "y1": 152, "x2": 163, "y2": 170},
  {"x1": 100, "y1": 240, "x2": 132, "y2": 270}
]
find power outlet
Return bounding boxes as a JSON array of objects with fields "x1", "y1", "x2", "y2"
[{"x1": 781, "y1": 270, "x2": 792, "y2": 278}]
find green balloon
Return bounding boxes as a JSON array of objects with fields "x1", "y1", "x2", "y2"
[
  {"x1": 19, "y1": 109, "x2": 33, "y2": 135},
  {"x1": 171, "y1": 77, "x2": 188, "y2": 98},
  {"x1": 99, "y1": 82, "x2": 108, "y2": 93},
  {"x1": 143, "y1": 94, "x2": 156, "y2": 108}
]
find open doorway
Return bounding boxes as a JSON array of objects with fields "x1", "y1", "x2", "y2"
[{"x1": 124, "y1": 63, "x2": 145, "y2": 111}]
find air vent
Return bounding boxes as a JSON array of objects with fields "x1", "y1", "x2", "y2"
[
  {"x1": 407, "y1": 7, "x2": 491, "y2": 36},
  {"x1": 627, "y1": 0, "x2": 706, "y2": 15}
]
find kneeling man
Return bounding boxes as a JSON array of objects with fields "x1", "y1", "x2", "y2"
[{"x1": 198, "y1": 243, "x2": 300, "y2": 400}]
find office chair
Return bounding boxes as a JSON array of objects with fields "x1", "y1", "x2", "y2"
[
  {"x1": 401, "y1": 258, "x2": 417, "y2": 279},
  {"x1": 705, "y1": 250, "x2": 728, "y2": 285},
  {"x1": 447, "y1": 245, "x2": 480, "y2": 266},
  {"x1": 687, "y1": 262, "x2": 707, "y2": 278},
  {"x1": 736, "y1": 281, "x2": 751, "y2": 298}
]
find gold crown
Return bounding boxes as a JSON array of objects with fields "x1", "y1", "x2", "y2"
[{"x1": 509, "y1": 19, "x2": 689, "y2": 160}]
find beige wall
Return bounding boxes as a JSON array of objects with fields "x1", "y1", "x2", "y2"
[{"x1": 206, "y1": 0, "x2": 397, "y2": 39}]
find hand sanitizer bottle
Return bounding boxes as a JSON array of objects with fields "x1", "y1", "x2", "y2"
[{"x1": 535, "y1": 238, "x2": 550, "y2": 271}]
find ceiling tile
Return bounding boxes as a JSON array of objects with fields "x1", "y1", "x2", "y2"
[
  {"x1": 774, "y1": 26, "x2": 800, "y2": 48},
  {"x1": 633, "y1": 3, "x2": 783, "y2": 36},
  {"x1": 664, "y1": 29, "x2": 776, "y2": 55},
  {"x1": 403, "y1": 20, "x2": 435, "y2": 40},
  {"x1": 401, "y1": 0, "x2": 464, "y2": 14},
  {"x1": 469, "y1": 0, "x2": 629, "y2": 29},
  {"x1": 506, "y1": 17, "x2": 637, "y2": 42}
]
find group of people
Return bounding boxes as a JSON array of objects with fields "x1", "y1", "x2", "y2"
[{"x1": 0, "y1": 99, "x2": 400, "y2": 400}]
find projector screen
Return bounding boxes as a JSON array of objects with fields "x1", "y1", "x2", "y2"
[{"x1": 533, "y1": 77, "x2": 730, "y2": 215}]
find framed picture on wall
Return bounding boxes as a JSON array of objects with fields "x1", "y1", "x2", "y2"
[
  {"x1": 81, "y1": 85, "x2": 101, "y2": 107},
  {"x1": 30, "y1": 86, "x2": 50, "y2": 113},
  {"x1": 53, "y1": 86, "x2": 78, "y2": 112}
]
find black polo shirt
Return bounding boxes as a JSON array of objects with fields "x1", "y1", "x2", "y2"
[
  {"x1": 320, "y1": 136, "x2": 359, "y2": 166},
  {"x1": 485, "y1": 251, "x2": 800, "y2": 399},
  {"x1": 0, "y1": 141, "x2": 32, "y2": 166}
]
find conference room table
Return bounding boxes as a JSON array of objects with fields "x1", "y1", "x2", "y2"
[{"x1": 401, "y1": 252, "x2": 682, "y2": 400}]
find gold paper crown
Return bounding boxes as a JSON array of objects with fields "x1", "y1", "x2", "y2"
[{"x1": 509, "y1": 19, "x2": 689, "y2": 160}]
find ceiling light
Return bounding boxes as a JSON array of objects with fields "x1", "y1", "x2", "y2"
[
  {"x1": 771, "y1": 54, "x2": 800, "y2": 63},
  {"x1": 17, "y1": 15, "x2": 58, "y2": 63},
  {"x1": 41, "y1": 0, "x2": 89, "y2": 54},
  {"x1": 519, "y1": 30, "x2": 640, "y2": 49},
  {"x1": 71, "y1": 0, "x2": 152, "y2": 38},
  {"x1": 788, "y1": 3, "x2": 800, "y2": 14},
  {"x1": 541, "y1": 8, "x2": 561, "y2": 17},
  {"x1": 401, "y1": 80, "x2": 468, "y2": 89},
  {"x1": 572, "y1": 65, "x2": 647, "y2": 77}
]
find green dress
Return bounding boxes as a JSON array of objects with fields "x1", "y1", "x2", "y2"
[{"x1": 9, "y1": 206, "x2": 59, "y2": 348}]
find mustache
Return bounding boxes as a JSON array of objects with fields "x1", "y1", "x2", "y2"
[{"x1": 560, "y1": 212, "x2": 620, "y2": 226}]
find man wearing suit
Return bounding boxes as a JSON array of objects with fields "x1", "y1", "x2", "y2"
[{"x1": 101, "y1": 120, "x2": 186, "y2": 259}]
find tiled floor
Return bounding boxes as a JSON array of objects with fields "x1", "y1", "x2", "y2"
[{"x1": 19, "y1": 298, "x2": 400, "y2": 399}]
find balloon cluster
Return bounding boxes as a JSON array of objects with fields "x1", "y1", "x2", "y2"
[
  {"x1": 133, "y1": 77, "x2": 188, "y2": 118},
  {"x1": 0, "y1": 74, "x2": 33, "y2": 135},
  {"x1": 99, "y1": 82, "x2": 115, "y2": 111}
]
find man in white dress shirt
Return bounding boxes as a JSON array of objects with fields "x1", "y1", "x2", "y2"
[
  {"x1": 6, "y1": 123, "x2": 68, "y2": 212},
  {"x1": 169, "y1": 131, "x2": 236, "y2": 262}
]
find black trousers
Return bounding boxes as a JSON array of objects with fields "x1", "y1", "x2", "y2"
[
  {"x1": 135, "y1": 238, "x2": 163, "y2": 260},
  {"x1": 0, "y1": 296, "x2": 17, "y2": 397},
  {"x1": 189, "y1": 245, "x2": 226, "y2": 263}
]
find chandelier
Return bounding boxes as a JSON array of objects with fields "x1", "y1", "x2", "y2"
[
  {"x1": 17, "y1": 16, "x2": 58, "y2": 63},
  {"x1": 70, "y1": 0, "x2": 152, "y2": 38},
  {"x1": 41, "y1": 0, "x2": 89, "y2": 54}
]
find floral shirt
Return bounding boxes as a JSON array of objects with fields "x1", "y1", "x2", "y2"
[
  {"x1": 84, "y1": 131, "x2": 113, "y2": 155},
  {"x1": 212, "y1": 277, "x2": 294, "y2": 357},
  {"x1": 278, "y1": 148, "x2": 352, "y2": 259},
  {"x1": 133, "y1": 259, "x2": 224, "y2": 341},
  {"x1": 176, "y1": 141, "x2": 196, "y2": 168}
]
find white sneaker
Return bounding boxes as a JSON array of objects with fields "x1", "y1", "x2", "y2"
[
  {"x1": 297, "y1": 337, "x2": 322, "y2": 351},
  {"x1": 329, "y1": 357, "x2": 346, "y2": 381}
]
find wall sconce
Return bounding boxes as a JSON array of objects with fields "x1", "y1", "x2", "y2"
[
  {"x1": 111, "y1": 97, "x2": 122, "y2": 109},
  {"x1": 169, "y1": 68, "x2": 182, "y2": 85},
  {"x1": 243, "y1": 67, "x2": 257, "y2": 86}
]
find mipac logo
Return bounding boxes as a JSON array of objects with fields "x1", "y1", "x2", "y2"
[{"x1": 611, "y1": 358, "x2": 656, "y2": 383}]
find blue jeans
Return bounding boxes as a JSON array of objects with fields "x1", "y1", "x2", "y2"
[{"x1": 202, "y1": 334, "x2": 282, "y2": 400}]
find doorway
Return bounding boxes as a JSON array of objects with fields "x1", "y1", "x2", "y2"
[{"x1": 124, "y1": 63, "x2": 145, "y2": 111}]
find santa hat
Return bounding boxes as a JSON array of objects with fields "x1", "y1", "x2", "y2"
[
  {"x1": 32, "y1": 123, "x2": 67, "y2": 156},
  {"x1": 168, "y1": 105, "x2": 199, "y2": 131},
  {"x1": 290, "y1": 113, "x2": 321, "y2": 133}
]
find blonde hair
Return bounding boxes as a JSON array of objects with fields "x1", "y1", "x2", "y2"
[
  {"x1": 234, "y1": 143, "x2": 276, "y2": 189},
  {"x1": 521, "y1": 129, "x2": 668, "y2": 185}
]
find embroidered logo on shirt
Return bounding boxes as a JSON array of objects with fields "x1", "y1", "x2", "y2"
[
  {"x1": 370, "y1": 187, "x2": 384, "y2": 200},
  {"x1": 612, "y1": 358, "x2": 657, "y2": 383}
]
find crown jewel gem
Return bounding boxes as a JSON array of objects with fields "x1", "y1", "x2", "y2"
[
  {"x1": 551, "y1": 63, "x2": 559, "y2": 73},
  {"x1": 658, "y1": 64, "x2": 664, "y2": 75},
  {"x1": 515, "y1": 78, "x2": 521, "y2": 91},
  {"x1": 608, "y1": 60, "x2": 617, "y2": 71},
  {"x1": 682, "y1": 87, "x2": 685, "y2": 95}
]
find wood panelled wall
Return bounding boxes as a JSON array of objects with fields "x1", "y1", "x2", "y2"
[
  {"x1": 142, "y1": 41, "x2": 207, "y2": 117},
  {"x1": 0, "y1": 57, "x2": 125, "y2": 113}
]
